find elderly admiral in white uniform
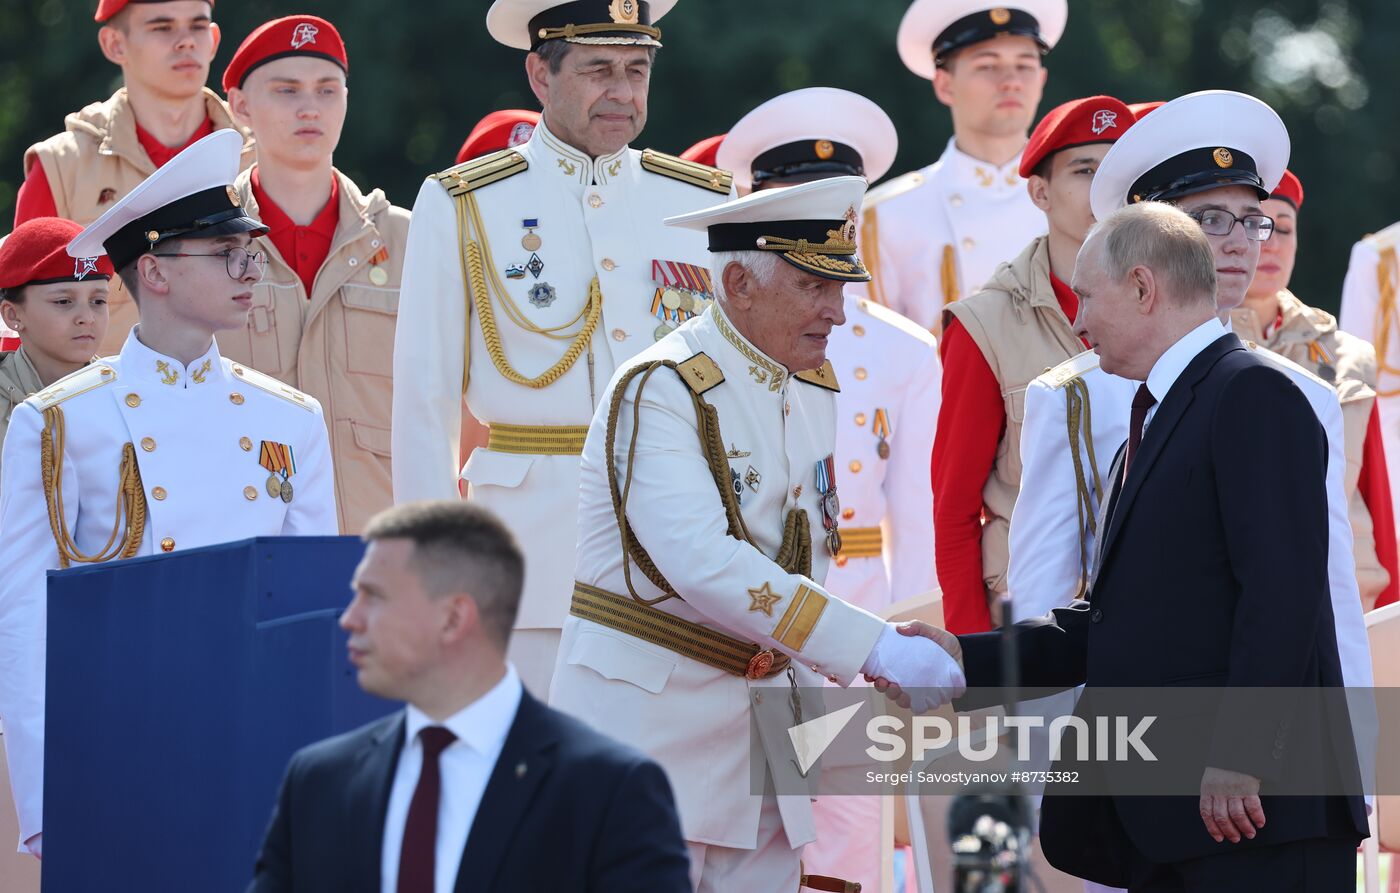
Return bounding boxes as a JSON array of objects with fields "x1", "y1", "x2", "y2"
[
  {"x1": 0, "y1": 129, "x2": 336, "y2": 858},
  {"x1": 717, "y1": 87, "x2": 940, "y2": 891},
  {"x1": 391, "y1": 0, "x2": 735, "y2": 697},
  {"x1": 862, "y1": 0, "x2": 1065, "y2": 330},
  {"x1": 550, "y1": 177, "x2": 963, "y2": 890},
  {"x1": 1008, "y1": 92, "x2": 1375, "y2": 825}
]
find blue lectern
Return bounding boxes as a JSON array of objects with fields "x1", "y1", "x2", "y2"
[{"x1": 43, "y1": 536, "x2": 399, "y2": 892}]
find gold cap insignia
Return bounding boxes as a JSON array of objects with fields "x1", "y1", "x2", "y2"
[
  {"x1": 840, "y1": 205, "x2": 858, "y2": 243},
  {"x1": 1131, "y1": 194, "x2": 1143, "y2": 203},
  {"x1": 226, "y1": 185, "x2": 241, "y2": 207},
  {"x1": 815, "y1": 139, "x2": 835, "y2": 160},
  {"x1": 1213, "y1": 147, "x2": 1233, "y2": 169},
  {"x1": 990, "y1": 7, "x2": 1012, "y2": 25},
  {"x1": 146, "y1": 229, "x2": 160, "y2": 242},
  {"x1": 609, "y1": 0, "x2": 639, "y2": 24}
]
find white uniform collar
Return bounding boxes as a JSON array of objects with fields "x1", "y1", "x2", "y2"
[
  {"x1": 1144, "y1": 316, "x2": 1227, "y2": 405},
  {"x1": 525, "y1": 117, "x2": 631, "y2": 194},
  {"x1": 709, "y1": 302, "x2": 788, "y2": 393},
  {"x1": 120, "y1": 326, "x2": 227, "y2": 389},
  {"x1": 940, "y1": 137, "x2": 1026, "y2": 193}
]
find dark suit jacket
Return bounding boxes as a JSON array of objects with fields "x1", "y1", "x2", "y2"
[
  {"x1": 958, "y1": 332, "x2": 1367, "y2": 885},
  {"x1": 247, "y1": 690, "x2": 691, "y2": 892}
]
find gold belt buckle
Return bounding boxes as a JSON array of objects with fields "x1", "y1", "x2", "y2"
[{"x1": 745, "y1": 649, "x2": 775, "y2": 680}]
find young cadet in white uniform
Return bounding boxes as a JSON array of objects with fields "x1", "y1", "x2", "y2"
[
  {"x1": 0, "y1": 129, "x2": 337, "y2": 858},
  {"x1": 717, "y1": 87, "x2": 940, "y2": 892},
  {"x1": 1339, "y1": 219, "x2": 1400, "y2": 534},
  {"x1": 550, "y1": 177, "x2": 964, "y2": 891},
  {"x1": 1012, "y1": 92, "x2": 1375, "y2": 807},
  {"x1": 862, "y1": 0, "x2": 1065, "y2": 330},
  {"x1": 391, "y1": 0, "x2": 734, "y2": 697}
]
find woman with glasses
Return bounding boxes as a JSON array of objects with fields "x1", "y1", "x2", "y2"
[
  {"x1": 0, "y1": 218, "x2": 112, "y2": 463},
  {"x1": 1231, "y1": 170, "x2": 1398, "y2": 610}
]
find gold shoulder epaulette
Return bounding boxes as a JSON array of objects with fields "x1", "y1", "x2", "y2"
[
  {"x1": 676, "y1": 352, "x2": 724, "y2": 394},
  {"x1": 794, "y1": 360, "x2": 840, "y2": 392},
  {"x1": 863, "y1": 170, "x2": 925, "y2": 209},
  {"x1": 640, "y1": 149, "x2": 732, "y2": 194},
  {"x1": 230, "y1": 363, "x2": 316, "y2": 411},
  {"x1": 432, "y1": 149, "x2": 528, "y2": 197},
  {"x1": 29, "y1": 363, "x2": 117, "y2": 410},
  {"x1": 1364, "y1": 219, "x2": 1400, "y2": 249},
  {"x1": 1040, "y1": 350, "x2": 1101, "y2": 390}
]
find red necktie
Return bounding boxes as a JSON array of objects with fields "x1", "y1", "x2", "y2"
[
  {"x1": 397, "y1": 726, "x2": 457, "y2": 893},
  {"x1": 1124, "y1": 383, "x2": 1158, "y2": 477}
]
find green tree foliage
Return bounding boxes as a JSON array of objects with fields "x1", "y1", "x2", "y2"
[{"x1": 0, "y1": 0, "x2": 1385, "y2": 310}]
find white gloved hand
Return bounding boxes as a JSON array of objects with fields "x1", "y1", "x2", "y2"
[{"x1": 860, "y1": 623, "x2": 966, "y2": 713}]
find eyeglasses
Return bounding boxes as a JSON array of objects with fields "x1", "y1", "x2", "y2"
[
  {"x1": 1187, "y1": 209, "x2": 1275, "y2": 242},
  {"x1": 150, "y1": 246, "x2": 268, "y2": 282}
]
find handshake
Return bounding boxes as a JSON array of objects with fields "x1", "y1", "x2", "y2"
[{"x1": 860, "y1": 621, "x2": 967, "y2": 713}]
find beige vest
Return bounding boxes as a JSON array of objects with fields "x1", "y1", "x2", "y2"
[
  {"x1": 218, "y1": 167, "x2": 409, "y2": 534},
  {"x1": 943, "y1": 235, "x2": 1084, "y2": 601},
  {"x1": 24, "y1": 88, "x2": 254, "y2": 356},
  {"x1": 1243, "y1": 289, "x2": 1389, "y2": 608},
  {"x1": 0, "y1": 348, "x2": 44, "y2": 462}
]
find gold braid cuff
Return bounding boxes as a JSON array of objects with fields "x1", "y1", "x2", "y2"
[
  {"x1": 41, "y1": 406, "x2": 146, "y2": 569},
  {"x1": 605, "y1": 359, "x2": 811, "y2": 606},
  {"x1": 1064, "y1": 378, "x2": 1102, "y2": 598}
]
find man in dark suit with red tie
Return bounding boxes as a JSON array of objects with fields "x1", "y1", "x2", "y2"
[
  {"x1": 875, "y1": 201, "x2": 1367, "y2": 891},
  {"x1": 247, "y1": 501, "x2": 691, "y2": 893}
]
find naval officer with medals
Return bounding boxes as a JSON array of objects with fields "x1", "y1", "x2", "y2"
[
  {"x1": 551, "y1": 176, "x2": 964, "y2": 890},
  {"x1": 716, "y1": 88, "x2": 941, "y2": 891},
  {"x1": 391, "y1": 0, "x2": 733, "y2": 697},
  {"x1": 0, "y1": 129, "x2": 336, "y2": 858}
]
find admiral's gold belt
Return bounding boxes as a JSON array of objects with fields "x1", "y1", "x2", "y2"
[
  {"x1": 486, "y1": 423, "x2": 589, "y2": 455},
  {"x1": 570, "y1": 582, "x2": 789, "y2": 680}
]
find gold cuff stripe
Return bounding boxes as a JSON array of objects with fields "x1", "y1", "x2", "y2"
[
  {"x1": 570, "y1": 582, "x2": 789, "y2": 678},
  {"x1": 487, "y1": 423, "x2": 590, "y2": 455},
  {"x1": 836, "y1": 526, "x2": 883, "y2": 558},
  {"x1": 772, "y1": 583, "x2": 828, "y2": 653}
]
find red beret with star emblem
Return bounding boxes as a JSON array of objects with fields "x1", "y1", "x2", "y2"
[
  {"x1": 455, "y1": 110, "x2": 541, "y2": 165},
  {"x1": 0, "y1": 218, "x2": 113, "y2": 290},
  {"x1": 1129, "y1": 100, "x2": 1165, "y2": 120},
  {"x1": 1270, "y1": 168, "x2": 1304, "y2": 210},
  {"x1": 680, "y1": 134, "x2": 726, "y2": 168},
  {"x1": 96, "y1": 0, "x2": 215, "y2": 23},
  {"x1": 222, "y1": 15, "x2": 348, "y2": 92},
  {"x1": 1020, "y1": 95, "x2": 1135, "y2": 179}
]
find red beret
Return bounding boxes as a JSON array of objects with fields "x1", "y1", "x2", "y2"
[
  {"x1": 455, "y1": 110, "x2": 541, "y2": 165},
  {"x1": 96, "y1": 0, "x2": 214, "y2": 24},
  {"x1": 1128, "y1": 101, "x2": 1165, "y2": 120},
  {"x1": 0, "y1": 218, "x2": 114, "y2": 291},
  {"x1": 1020, "y1": 96, "x2": 1134, "y2": 179},
  {"x1": 1270, "y1": 168, "x2": 1304, "y2": 209},
  {"x1": 680, "y1": 134, "x2": 726, "y2": 168},
  {"x1": 222, "y1": 15, "x2": 347, "y2": 92}
]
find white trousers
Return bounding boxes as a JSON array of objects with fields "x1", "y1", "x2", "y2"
[
  {"x1": 802, "y1": 794, "x2": 883, "y2": 892},
  {"x1": 687, "y1": 792, "x2": 798, "y2": 892}
]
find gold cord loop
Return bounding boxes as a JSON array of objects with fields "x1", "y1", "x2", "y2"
[{"x1": 41, "y1": 406, "x2": 146, "y2": 569}]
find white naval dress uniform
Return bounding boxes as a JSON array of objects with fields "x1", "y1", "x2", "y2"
[
  {"x1": 550, "y1": 304, "x2": 886, "y2": 890},
  {"x1": 390, "y1": 120, "x2": 733, "y2": 696},
  {"x1": 0, "y1": 330, "x2": 337, "y2": 851},
  {"x1": 1009, "y1": 341, "x2": 1376, "y2": 817},
  {"x1": 863, "y1": 138, "x2": 1046, "y2": 331},
  {"x1": 1340, "y1": 222, "x2": 1400, "y2": 535},
  {"x1": 802, "y1": 294, "x2": 940, "y2": 890}
]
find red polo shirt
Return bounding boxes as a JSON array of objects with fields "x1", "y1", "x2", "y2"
[
  {"x1": 932, "y1": 272, "x2": 1083, "y2": 634},
  {"x1": 250, "y1": 167, "x2": 340, "y2": 295}
]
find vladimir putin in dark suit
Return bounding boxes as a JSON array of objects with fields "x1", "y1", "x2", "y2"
[
  {"x1": 873, "y1": 203, "x2": 1367, "y2": 892},
  {"x1": 247, "y1": 501, "x2": 691, "y2": 893}
]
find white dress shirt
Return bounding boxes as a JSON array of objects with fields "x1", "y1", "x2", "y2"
[
  {"x1": 380, "y1": 666, "x2": 524, "y2": 893},
  {"x1": 1140, "y1": 316, "x2": 1228, "y2": 430}
]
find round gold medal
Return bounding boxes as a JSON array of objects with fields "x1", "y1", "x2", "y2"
[
  {"x1": 266, "y1": 474, "x2": 283, "y2": 499},
  {"x1": 369, "y1": 266, "x2": 389, "y2": 286},
  {"x1": 661, "y1": 288, "x2": 682, "y2": 311},
  {"x1": 521, "y1": 232, "x2": 542, "y2": 252}
]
